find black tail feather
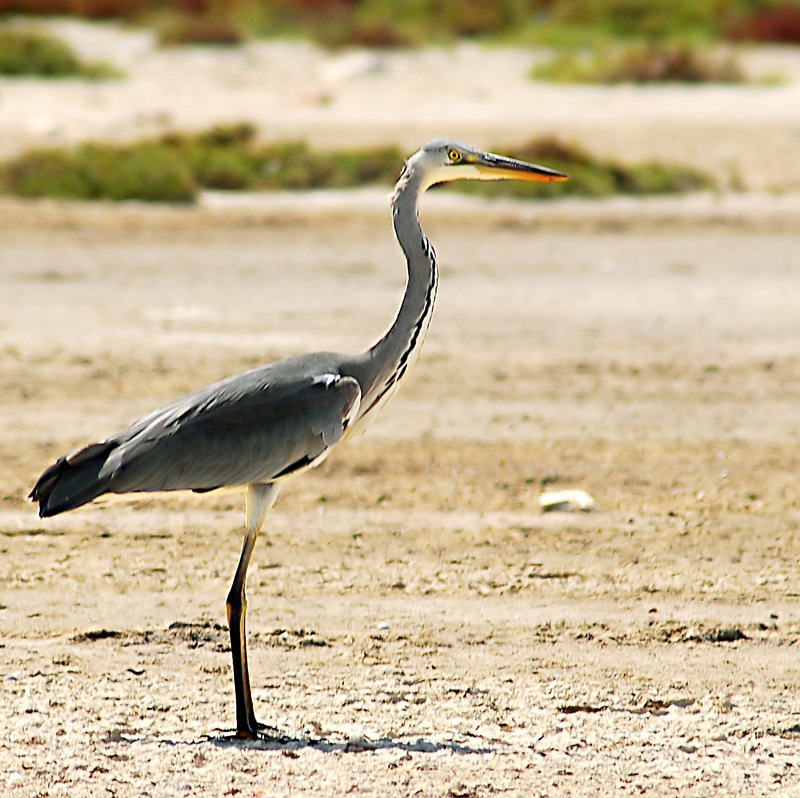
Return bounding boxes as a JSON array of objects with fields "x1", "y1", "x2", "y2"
[{"x1": 30, "y1": 441, "x2": 116, "y2": 517}]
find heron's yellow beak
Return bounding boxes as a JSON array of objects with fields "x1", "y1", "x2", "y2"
[{"x1": 474, "y1": 151, "x2": 568, "y2": 182}]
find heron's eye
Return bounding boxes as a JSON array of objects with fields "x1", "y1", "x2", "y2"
[{"x1": 448, "y1": 149, "x2": 461, "y2": 163}]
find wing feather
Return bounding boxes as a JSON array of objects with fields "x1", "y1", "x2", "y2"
[
  {"x1": 31, "y1": 353, "x2": 362, "y2": 515},
  {"x1": 106, "y1": 368, "x2": 361, "y2": 493}
]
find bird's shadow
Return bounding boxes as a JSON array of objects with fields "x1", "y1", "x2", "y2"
[{"x1": 196, "y1": 728, "x2": 495, "y2": 755}]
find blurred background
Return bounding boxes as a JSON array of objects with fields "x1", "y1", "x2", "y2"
[
  {"x1": 0, "y1": 0, "x2": 799, "y2": 201},
  {"x1": 2, "y1": 0, "x2": 800, "y2": 50}
]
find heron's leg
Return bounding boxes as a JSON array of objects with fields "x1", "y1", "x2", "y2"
[{"x1": 227, "y1": 481, "x2": 281, "y2": 739}]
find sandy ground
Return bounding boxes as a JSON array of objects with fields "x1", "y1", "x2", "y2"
[
  {"x1": 1, "y1": 194, "x2": 799, "y2": 796},
  {"x1": 2, "y1": 18, "x2": 800, "y2": 798}
]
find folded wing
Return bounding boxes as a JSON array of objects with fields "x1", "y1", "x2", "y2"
[{"x1": 30, "y1": 358, "x2": 361, "y2": 517}]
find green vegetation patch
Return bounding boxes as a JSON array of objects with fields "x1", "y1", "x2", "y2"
[
  {"x1": 144, "y1": 10, "x2": 245, "y2": 46},
  {"x1": 188, "y1": 0, "x2": 798, "y2": 48},
  {"x1": 160, "y1": 123, "x2": 405, "y2": 191},
  {"x1": 512, "y1": 0, "x2": 799, "y2": 48},
  {"x1": 0, "y1": 124, "x2": 714, "y2": 204},
  {"x1": 4, "y1": 0, "x2": 795, "y2": 47},
  {"x1": 0, "y1": 27, "x2": 123, "y2": 78},
  {"x1": 0, "y1": 124, "x2": 405, "y2": 202},
  {"x1": 1, "y1": 142, "x2": 197, "y2": 201},
  {"x1": 532, "y1": 42, "x2": 745, "y2": 83}
]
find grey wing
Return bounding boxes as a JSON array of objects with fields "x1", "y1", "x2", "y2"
[{"x1": 101, "y1": 370, "x2": 361, "y2": 494}]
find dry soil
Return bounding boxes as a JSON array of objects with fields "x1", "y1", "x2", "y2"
[{"x1": 2, "y1": 20, "x2": 800, "y2": 798}]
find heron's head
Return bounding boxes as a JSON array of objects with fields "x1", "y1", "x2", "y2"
[{"x1": 408, "y1": 139, "x2": 569, "y2": 191}]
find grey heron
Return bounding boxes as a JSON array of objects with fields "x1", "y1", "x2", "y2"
[{"x1": 30, "y1": 139, "x2": 567, "y2": 740}]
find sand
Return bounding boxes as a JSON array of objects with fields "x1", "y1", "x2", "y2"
[{"x1": 1, "y1": 19, "x2": 800, "y2": 798}]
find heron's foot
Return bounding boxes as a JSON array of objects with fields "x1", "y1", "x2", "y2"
[{"x1": 235, "y1": 720, "x2": 291, "y2": 744}]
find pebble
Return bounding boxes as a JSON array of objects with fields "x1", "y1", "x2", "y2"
[{"x1": 540, "y1": 489, "x2": 597, "y2": 513}]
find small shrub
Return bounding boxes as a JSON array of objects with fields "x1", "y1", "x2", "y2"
[
  {"x1": 426, "y1": 0, "x2": 526, "y2": 37},
  {"x1": 608, "y1": 43, "x2": 743, "y2": 83},
  {"x1": 183, "y1": 147, "x2": 255, "y2": 190},
  {"x1": 346, "y1": 20, "x2": 413, "y2": 47},
  {"x1": 624, "y1": 162, "x2": 711, "y2": 194},
  {"x1": 243, "y1": 140, "x2": 403, "y2": 190},
  {"x1": 0, "y1": 0, "x2": 144, "y2": 18},
  {"x1": 532, "y1": 42, "x2": 744, "y2": 84},
  {"x1": 327, "y1": 146, "x2": 405, "y2": 186},
  {"x1": 251, "y1": 141, "x2": 337, "y2": 190},
  {"x1": 239, "y1": 0, "x2": 532, "y2": 47},
  {"x1": 728, "y1": 5, "x2": 800, "y2": 44},
  {"x1": 543, "y1": 0, "x2": 722, "y2": 41},
  {"x1": 152, "y1": 12, "x2": 244, "y2": 46},
  {"x1": 200, "y1": 122, "x2": 258, "y2": 146},
  {"x1": 1, "y1": 143, "x2": 197, "y2": 202},
  {"x1": 0, "y1": 27, "x2": 122, "y2": 78},
  {"x1": 313, "y1": 17, "x2": 412, "y2": 48}
]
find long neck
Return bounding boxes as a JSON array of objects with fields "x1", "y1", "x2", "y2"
[{"x1": 351, "y1": 167, "x2": 439, "y2": 417}]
